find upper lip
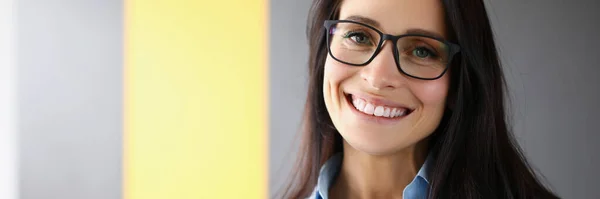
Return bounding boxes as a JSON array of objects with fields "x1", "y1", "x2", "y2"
[{"x1": 346, "y1": 91, "x2": 414, "y2": 110}]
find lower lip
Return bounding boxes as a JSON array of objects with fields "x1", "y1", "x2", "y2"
[{"x1": 344, "y1": 94, "x2": 411, "y2": 125}]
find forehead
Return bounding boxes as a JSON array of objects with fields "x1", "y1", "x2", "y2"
[{"x1": 337, "y1": 0, "x2": 447, "y2": 38}]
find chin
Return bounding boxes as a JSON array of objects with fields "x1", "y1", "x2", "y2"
[{"x1": 340, "y1": 129, "x2": 414, "y2": 156}]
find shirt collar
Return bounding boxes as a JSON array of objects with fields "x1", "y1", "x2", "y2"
[
  {"x1": 316, "y1": 153, "x2": 343, "y2": 199},
  {"x1": 315, "y1": 153, "x2": 433, "y2": 199},
  {"x1": 416, "y1": 153, "x2": 432, "y2": 184}
]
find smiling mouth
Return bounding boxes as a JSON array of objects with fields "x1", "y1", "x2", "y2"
[{"x1": 344, "y1": 93, "x2": 414, "y2": 119}]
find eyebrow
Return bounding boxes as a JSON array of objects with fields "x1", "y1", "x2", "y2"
[
  {"x1": 405, "y1": 28, "x2": 445, "y2": 40},
  {"x1": 345, "y1": 15, "x2": 381, "y2": 27},
  {"x1": 343, "y1": 15, "x2": 446, "y2": 39}
]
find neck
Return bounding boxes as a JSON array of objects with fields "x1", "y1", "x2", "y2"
[{"x1": 330, "y1": 140, "x2": 428, "y2": 199}]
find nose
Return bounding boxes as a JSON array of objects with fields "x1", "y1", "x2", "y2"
[{"x1": 360, "y1": 42, "x2": 405, "y2": 90}]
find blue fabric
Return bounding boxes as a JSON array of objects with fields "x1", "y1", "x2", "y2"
[{"x1": 311, "y1": 153, "x2": 432, "y2": 199}]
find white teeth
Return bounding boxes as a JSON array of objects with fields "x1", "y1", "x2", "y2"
[
  {"x1": 350, "y1": 95, "x2": 410, "y2": 118},
  {"x1": 357, "y1": 99, "x2": 366, "y2": 111},
  {"x1": 374, "y1": 106, "x2": 384, "y2": 116},
  {"x1": 383, "y1": 107, "x2": 390, "y2": 117},
  {"x1": 363, "y1": 103, "x2": 375, "y2": 115},
  {"x1": 352, "y1": 98, "x2": 366, "y2": 112},
  {"x1": 399, "y1": 109, "x2": 406, "y2": 116}
]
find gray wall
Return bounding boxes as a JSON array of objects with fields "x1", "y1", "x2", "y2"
[
  {"x1": 269, "y1": 0, "x2": 311, "y2": 197},
  {"x1": 269, "y1": 0, "x2": 600, "y2": 198},
  {"x1": 17, "y1": 1, "x2": 123, "y2": 198},
  {"x1": 487, "y1": 0, "x2": 600, "y2": 198}
]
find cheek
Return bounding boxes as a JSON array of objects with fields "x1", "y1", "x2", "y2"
[
  {"x1": 411, "y1": 74, "x2": 450, "y2": 118},
  {"x1": 323, "y1": 57, "x2": 355, "y2": 86},
  {"x1": 323, "y1": 57, "x2": 357, "y2": 123},
  {"x1": 414, "y1": 79, "x2": 449, "y2": 105}
]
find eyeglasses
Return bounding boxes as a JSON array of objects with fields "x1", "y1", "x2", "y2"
[{"x1": 323, "y1": 20, "x2": 460, "y2": 80}]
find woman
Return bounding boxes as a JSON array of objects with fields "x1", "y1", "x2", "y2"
[{"x1": 282, "y1": 0, "x2": 559, "y2": 198}]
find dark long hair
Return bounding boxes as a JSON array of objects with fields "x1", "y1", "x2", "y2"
[{"x1": 281, "y1": 0, "x2": 559, "y2": 198}]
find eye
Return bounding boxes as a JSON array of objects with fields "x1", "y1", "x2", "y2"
[
  {"x1": 412, "y1": 47, "x2": 435, "y2": 58},
  {"x1": 344, "y1": 31, "x2": 373, "y2": 45}
]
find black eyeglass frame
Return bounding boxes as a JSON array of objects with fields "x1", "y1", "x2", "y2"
[{"x1": 323, "y1": 20, "x2": 461, "y2": 80}]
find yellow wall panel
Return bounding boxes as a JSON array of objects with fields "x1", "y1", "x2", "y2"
[{"x1": 125, "y1": 1, "x2": 268, "y2": 198}]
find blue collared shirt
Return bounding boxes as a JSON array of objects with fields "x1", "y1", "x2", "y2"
[{"x1": 310, "y1": 153, "x2": 432, "y2": 199}]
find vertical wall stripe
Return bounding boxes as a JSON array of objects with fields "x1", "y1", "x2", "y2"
[
  {"x1": 17, "y1": 1, "x2": 123, "y2": 198},
  {"x1": 268, "y1": 0, "x2": 312, "y2": 196},
  {"x1": 124, "y1": 1, "x2": 268, "y2": 199},
  {"x1": 0, "y1": 0, "x2": 17, "y2": 198}
]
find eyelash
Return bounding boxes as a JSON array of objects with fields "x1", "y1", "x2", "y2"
[{"x1": 342, "y1": 31, "x2": 373, "y2": 43}]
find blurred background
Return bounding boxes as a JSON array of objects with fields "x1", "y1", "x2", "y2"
[{"x1": 1, "y1": 0, "x2": 599, "y2": 198}]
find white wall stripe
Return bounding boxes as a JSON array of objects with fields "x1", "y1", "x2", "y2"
[
  {"x1": 0, "y1": 0, "x2": 17, "y2": 199},
  {"x1": 17, "y1": 1, "x2": 122, "y2": 198}
]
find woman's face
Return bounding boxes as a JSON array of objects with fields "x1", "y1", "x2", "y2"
[{"x1": 323, "y1": 0, "x2": 450, "y2": 155}]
